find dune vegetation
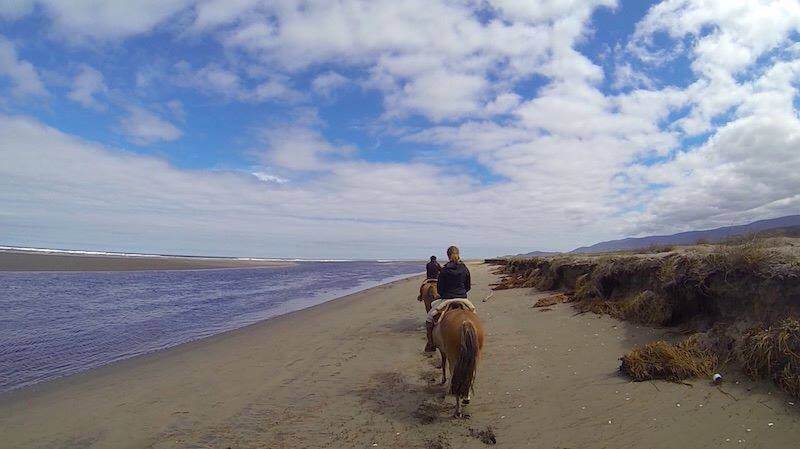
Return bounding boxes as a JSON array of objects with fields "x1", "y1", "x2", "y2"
[{"x1": 490, "y1": 236, "x2": 800, "y2": 394}]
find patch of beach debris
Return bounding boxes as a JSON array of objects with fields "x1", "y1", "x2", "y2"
[{"x1": 469, "y1": 426, "x2": 497, "y2": 445}]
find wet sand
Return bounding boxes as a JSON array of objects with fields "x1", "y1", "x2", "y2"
[
  {"x1": 1, "y1": 263, "x2": 799, "y2": 448},
  {"x1": 0, "y1": 250, "x2": 293, "y2": 271}
]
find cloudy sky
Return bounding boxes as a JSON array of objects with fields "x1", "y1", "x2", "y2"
[{"x1": 1, "y1": 0, "x2": 799, "y2": 259}]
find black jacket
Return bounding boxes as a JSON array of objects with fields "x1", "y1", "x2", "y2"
[
  {"x1": 426, "y1": 261, "x2": 442, "y2": 279},
  {"x1": 437, "y1": 261, "x2": 471, "y2": 299}
]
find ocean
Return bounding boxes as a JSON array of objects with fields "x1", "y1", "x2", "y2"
[{"x1": 0, "y1": 261, "x2": 422, "y2": 393}]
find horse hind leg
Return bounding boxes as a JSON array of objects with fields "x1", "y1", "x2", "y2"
[
  {"x1": 454, "y1": 394, "x2": 471, "y2": 418},
  {"x1": 439, "y1": 349, "x2": 447, "y2": 385}
]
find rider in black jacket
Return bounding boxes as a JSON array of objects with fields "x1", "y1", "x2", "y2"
[
  {"x1": 437, "y1": 257, "x2": 470, "y2": 299},
  {"x1": 426, "y1": 256, "x2": 442, "y2": 280},
  {"x1": 425, "y1": 246, "x2": 471, "y2": 351}
]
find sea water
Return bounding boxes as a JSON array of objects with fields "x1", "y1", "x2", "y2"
[{"x1": 0, "y1": 261, "x2": 422, "y2": 393}]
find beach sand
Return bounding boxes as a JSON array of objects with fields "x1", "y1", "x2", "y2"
[
  {"x1": 2, "y1": 263, "x2": 799, "y2": 448},
  {"x1": 0, "y1": 250, "x2": 293, "y2": 271}
]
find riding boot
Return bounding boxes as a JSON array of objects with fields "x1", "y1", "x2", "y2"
[{"x1": 424, "y1": 321, "x2": 436, "y2": 352}]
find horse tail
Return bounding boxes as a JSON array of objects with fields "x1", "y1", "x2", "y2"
[{"x1": 450, "y1": 321, "x2": 478, "y2": 398}]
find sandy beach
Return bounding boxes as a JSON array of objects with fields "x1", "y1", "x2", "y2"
[
  {"x1": 0, "y1": 250, "x2": 293, "y2": 271},
  {"x1": 2, "y1": 262, "x2": 799, "y2": 448}
]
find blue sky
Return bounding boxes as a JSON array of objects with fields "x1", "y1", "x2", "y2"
[{"x1": 1, "y1": 0, "x2": 799, "y2": 259}]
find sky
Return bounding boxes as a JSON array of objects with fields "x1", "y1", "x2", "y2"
[{"x1": 1, "y1": 0, "x2": 799, "y2": 259}]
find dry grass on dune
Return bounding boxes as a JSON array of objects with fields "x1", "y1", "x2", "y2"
[
  {"x1": 617, "y1": 291, "x2": 672, "y2": 326},
  {"x1": 493, "y1": 237, "x2": 800, "y2": 392},
  {"x1": 740, "y1": 318, "x2": 800, "y2": 397},
  {"x1": 532, "y1": 293, "x2": 572, "y2": 308},
  {"x1": 620, "y1": 335, "x2": 717, "y2": 382},
  {"x1": 574, "y1": 299, "x2": 620, "y2": 316},
  {"x1": 705, "y1": 239, "x2": 770, "y2": 277}
]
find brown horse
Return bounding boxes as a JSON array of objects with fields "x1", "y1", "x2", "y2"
[
  {"x1": 432, "y1": 307, "x2": 485, "y2": 417},
  {"x1": 417, "y1": 280, "x2": 439, "y2": 313}
]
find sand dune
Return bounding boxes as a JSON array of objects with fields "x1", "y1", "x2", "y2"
[{"x1": 1, "y1": 263, "x2": 799, "y2": 448}]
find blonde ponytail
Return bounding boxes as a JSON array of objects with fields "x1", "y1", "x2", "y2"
[{"x1": 447, "y1": 245, "x2": 461, "y2": 264}]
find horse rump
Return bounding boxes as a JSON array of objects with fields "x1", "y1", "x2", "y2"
[{"x1": 450, "y1": 321, "x2": 478, "y2": 398}]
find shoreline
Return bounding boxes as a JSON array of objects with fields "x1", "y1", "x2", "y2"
[
  {"x1": 0, "y1": 249, "x2": 297, "y2": 271},
  {"x1": 0, "y1": 270, "x2": 424, "y2": 395},
  {"x1": 3, "y1": 263, "x2": 800, "y2": 448}
]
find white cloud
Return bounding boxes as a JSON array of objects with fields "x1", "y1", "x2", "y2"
[
  {"x1": 174, "y1": 62, "x2": 241, "y2": 97},
  {"x1": 0, "y1": 36, "x2": 47, "y2": 97},
  {"x1": 633, "y1": 0, "x2": 800, "y2": 74},
  {"x1": 0, "y1": 114, "x2": 547, "y2": 258},
  {"x1": 610, "y1": 0, "x2": 800, "y2": 234},
  {"x1": 612, "y1": 63, "x2": 654, "y2": 90},
  {"x1": 118, "y1": 106, "x2": 183, "y2": 145},
  {"x1": 251, "y1": 171, "x2": 288, "y2": 184},
  {"x1": 490, "y1": 0, "x2": 616, "y2": 22},
  {"x1": 484, "y1": 93, "x2": 523, "y2": 116},
  {"x1": 311, "y1": 71, "x2": 349, "y2": 97},
  {"x1": 174, "y1": 62, "x2": 303, "y2": 103},
  {"x1": 191, "y1": 0, "x2": 260, "y2": 30},
  {"x1": 214, "y1": 0, "x2": 616, "y2": 121},
  {"x1": 251, "y1": 78, "x2": 303, "y2": 103},
  {"x1": 631, "y1": 0, "x2": 800, "y2": 136},
  {"x1": 625, "y1": 113, "x2": 800, "y2": 234},
  {"x1": 410, "y1": 0, "x2": 800, "y2": 242},
  {"x1": 384, "y1": 69, "x2": 488, "y2": 121},
  {"x1": 260, "y1": 126, "x2": 355, "y2": 171},
  {"x1": 67, "y1": 65, "x2": 107, "y2": 109},
  {"x1": 6, "y1": 0, "x2": 193, "y2": 40}
]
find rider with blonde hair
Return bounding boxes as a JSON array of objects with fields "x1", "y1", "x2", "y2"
[{"x1": 425, "y1": 245, "x2": 471, "y2": 351}]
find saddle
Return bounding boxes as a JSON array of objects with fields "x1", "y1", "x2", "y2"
[{"x1": 433, "y1": 298, "x2": 476, "y2": 325}]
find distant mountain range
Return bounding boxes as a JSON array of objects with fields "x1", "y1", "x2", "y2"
[
  {"x1": 502, "y1": 250, "x2": 560, "y2": 258},
  {"x1": 509, "y1": 214, "x2": 800, "y2": 257}
]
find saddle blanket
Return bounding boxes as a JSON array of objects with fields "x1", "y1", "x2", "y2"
[{"x1": 426, "y1": 298, "x2": 476, "y2": 323}]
